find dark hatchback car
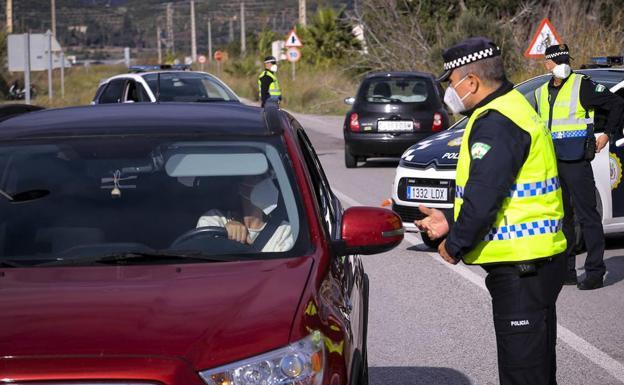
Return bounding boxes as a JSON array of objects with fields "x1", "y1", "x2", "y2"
[
  {"x1": 0, "y1": 102, "x2": 403, "y2": 385},
  {"x1": 343, "y1": 72, "x2": 450, "y2": 168}
]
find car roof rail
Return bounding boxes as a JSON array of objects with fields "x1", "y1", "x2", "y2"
[
  {"x1": 263, "y1": 98, "x2": 283, "y2": 134},
  {"x1": 0, "y1": 104, "x2": 45, "y2": 123}
]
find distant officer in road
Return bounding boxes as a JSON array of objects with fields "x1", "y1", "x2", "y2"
[
  {"x1": 258, "y1": 56, "x2": 282, "y2": 107},
  {"x1": 415, "y1": 37, "x2": 567, "y2": 385},
  {"x1": 535, "y1": 44, "x2": 624, "y2": 290}
]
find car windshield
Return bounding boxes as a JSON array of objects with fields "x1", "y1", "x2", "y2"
[
  {"x1": 362, "y1": 77, "x2": 430, "y2": 103},
  {"x1": 143, "y1": 72, "x2": 237, "y2": 102},
  {"x1": 0, "y1": 136, "x2": 306, "y2": 267}
]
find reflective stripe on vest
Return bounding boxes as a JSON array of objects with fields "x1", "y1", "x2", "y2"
[
  {"x1": 454, "y1": 89, "x2": 567, "y2": 265},
  {"x1": 535, "y1": 73, "x2": 594, "y2": 139},
  {"x1": 258, "y1": 70, "x2": 281, "y2": 98}
]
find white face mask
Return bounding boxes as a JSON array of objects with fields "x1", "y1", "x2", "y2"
[
  {"x1": 443, "y1": 75, "x2": 471, "y2": 114},
  {"x1": 241, "y1": 177, "x2": 279, "y2": 215},
  {"x1": 552, "y1": 63, "x2": 571, "y2": 79},
  {"x1": 270, "y1": 64, "x2": 278, "y2": 73}
]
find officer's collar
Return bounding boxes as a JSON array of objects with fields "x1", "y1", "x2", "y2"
[
  {"x1": 461, "y1": 80, "x2": 514, "y2": 117},
  {"x1": 548, "y1": 71, "x2": 575, "y2": 88}
]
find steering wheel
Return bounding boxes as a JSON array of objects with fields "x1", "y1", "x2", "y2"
[{"x1": 170, "y1": 226, "x2": 229, "y2": 248}]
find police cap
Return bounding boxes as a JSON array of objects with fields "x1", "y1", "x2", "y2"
[
  {"x1": 264, "y1": 56, "x2": 277, "y2": 64},
  {"x1": 544, "y1": 44, "x2": 572, "y2": 64},
  {"x1": 438, "y1": 37, "x2": 501, "y2": 82}
]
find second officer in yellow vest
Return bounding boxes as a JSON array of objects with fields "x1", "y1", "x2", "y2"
[
  {"x1": 258, "y1": 56, "x2": 282, "y2": 107},
  {"x1": 535, "y1": 44, "x2": 624, "y2": 290},
  {"x1": 415, "y1": 37, "x2": 567, "y2": 385}
]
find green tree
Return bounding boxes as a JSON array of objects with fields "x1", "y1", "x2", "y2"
[{"x1": 298, "y1": 7, "x2": 361, "y2": 67}]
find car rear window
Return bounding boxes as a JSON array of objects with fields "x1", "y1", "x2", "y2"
[
  {"x1": 0, "y1": 136, "x2": 308, "y2": 267},
  {"x1": 143, "y1": 72, "x2": 237, "y2": 102},
  {"x1": 360, "y1": 77, "x2": 431, "y2": 104}
]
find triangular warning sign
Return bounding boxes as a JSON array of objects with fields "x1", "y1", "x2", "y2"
[
  {"x1": 524, "y1": 18, "x2": 563, "y2": 58},
  {"x1": 285, "y1": 30, "x2": 303, "y2": 48}
]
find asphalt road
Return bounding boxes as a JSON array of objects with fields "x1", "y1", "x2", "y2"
[{"x1": 291, "y1": 111, "x2": 624, "y2": 385}]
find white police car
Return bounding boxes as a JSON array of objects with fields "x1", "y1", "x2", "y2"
[{"x1": 391, "y1": 68, "x2": 624, "y2": 247}]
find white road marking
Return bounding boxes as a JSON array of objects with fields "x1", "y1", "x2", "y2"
[{"x1": 332, "y1": 187, "x2": 624, "y2": 383}]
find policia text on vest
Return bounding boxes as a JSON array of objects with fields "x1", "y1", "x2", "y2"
[{"x1": 416, "y1": 37, "x2": 567, "y2": 385}]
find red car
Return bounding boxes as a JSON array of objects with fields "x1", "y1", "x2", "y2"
[{"x1": 0, "y1": 101, "x2": 403, "y2": 384}]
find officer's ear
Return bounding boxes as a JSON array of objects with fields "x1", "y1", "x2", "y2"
[{"x1": 466, "y1": 73, "x2": 480, "y2": 93}]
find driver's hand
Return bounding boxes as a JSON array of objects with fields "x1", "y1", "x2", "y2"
[{"x1": 225, "y1": 220, "x2": 249, "y2": 244}]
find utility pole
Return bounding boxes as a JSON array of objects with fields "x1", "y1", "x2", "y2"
[
  {"x1": 190, "y1": 0, "x2": 197, "y2": 62},
  {"x1": 207, "y1": 19, "x2": 212, "y2": 62},
  {"x1": 299, "y1": 0, "x2": 306, "y2": 26},
  {"x1": 51, "y1": 0, "x2": 57, "y2": 38},
  {"x1": 47, "y1": 30, "x2": 53, "y2": 101},
  {"x1": 24, "y1": 32, "x2": 31, "y2": 104},
  {"x1": 240, "y1": 2, "x2": 246, "y2": 55},
  {"x1": 229, "y1": 18, "x2": 234, "y2": 43},
  {"x1": 157, "y1": 26, "x2": 162, "y2": 63},
  {"x1": 166, "y1": 3, "x2": 174, "y2": 56},
  {"x1": 6, "y1": 0, "x2": 13, "y2": 34}
]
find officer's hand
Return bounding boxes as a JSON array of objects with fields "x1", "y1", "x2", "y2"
[
  {"x1": 596, "y1": 134, "x2": 609, "y2": 153},
  {"x1": 414, "y1": 205, "x2": 449, "y2": 240},
  {"x1": 438, "y1": 239, "x2": 459, "y2": 265},
  {"x1": 225, "y1": 220, "x2": 250, "y2": 244}
]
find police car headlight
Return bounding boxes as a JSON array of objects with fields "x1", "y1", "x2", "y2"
[{"x1": 199, "y1": 331, "x2": 325, "y2": 385}]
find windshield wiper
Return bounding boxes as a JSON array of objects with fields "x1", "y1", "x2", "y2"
[
  {"x1": 193, "y1": 98, "x2": 227, "y2": 103},
  {"x1": 37, "y1": 250, "x2": 242, "y2": 266},
  {"x1": 97, "y1": 250, "x2": 237, "y2": 264},
  {"x1": 0, "y1": 258, "x2": 22, "y2": 268}
]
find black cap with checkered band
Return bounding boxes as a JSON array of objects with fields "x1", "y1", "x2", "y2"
[
  {"x1": 544, "y1": 44, "x2": 572, "y2": 64},
  {"x1": 438, "y1": 37, "x2": 501, "y2": 82}
]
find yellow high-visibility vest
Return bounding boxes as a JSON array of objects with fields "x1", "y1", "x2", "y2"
[
  {"x1": 454, "y1": 89, "x2": 566, "y2": 265},
  {"x1": 535, "y1": 73, "x2": 594, "y2": 141},
  {"x1": 258, "y1": 70, "x2": 281, "y2": 99}
]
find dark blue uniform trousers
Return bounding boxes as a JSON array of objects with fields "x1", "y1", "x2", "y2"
[
  {"x1": 484, "y1": 254, "x2": 566, "y2": 385},
  {"x1": 558, "y1": 159, "x2": 606, "y2": 279}
]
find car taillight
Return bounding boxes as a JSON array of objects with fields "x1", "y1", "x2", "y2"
[
  {"x1": 432, "y1": 112, "x2": 443, "y2": 132},
  {"x1": 349, "y1": 112, "x2": 361, "y2": 132}
]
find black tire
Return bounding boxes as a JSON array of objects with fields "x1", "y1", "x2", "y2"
[
  {"x1": 421, "y1": 231, "x2": 442, "y2": 249},
  {"x1": 345, "y1": 145, "x2": 357, "y2": 168}
]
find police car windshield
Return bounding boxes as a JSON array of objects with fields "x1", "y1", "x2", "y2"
[
  {"x1": 0, "y1": 136, "x2": 307, "y2": 267},
  {"x1": 143, "y1": 72, "x2": 237, "y2": 102}
]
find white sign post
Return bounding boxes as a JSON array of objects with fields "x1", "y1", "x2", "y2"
[
  {"x1": 24, "y1": 33, "x2": 31, "y2": 104},
  {"x1": 285, "y1": 30, "x2": 303, "y2": 81},
  {"x1": 47, "y1": 30, "x2": 53, "y2": 101},
  {"x1": 525, "y1": 18, "x2": 562, "y2": 58}
]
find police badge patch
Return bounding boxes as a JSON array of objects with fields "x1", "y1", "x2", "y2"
[
  {"x1": 596, "y1": 84, "x2": 606, "y2": 92},
  {"x1": 471, "y1": 142, "x2": 491, "y2": 159}
]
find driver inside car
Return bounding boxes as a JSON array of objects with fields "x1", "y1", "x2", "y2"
[{"x1": 196, "y1": 174, "x2": 294, "y2": 252}]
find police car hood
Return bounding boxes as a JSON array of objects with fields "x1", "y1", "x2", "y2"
[{"x1": 400, "y1": 126, "x2": 465, "y2": 169}]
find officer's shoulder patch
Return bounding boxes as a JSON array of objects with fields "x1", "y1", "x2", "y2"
[
  {"x1": 471, "y1": 142, "x2": 491, "y2": 160},
  {"x1": 595, "y1": 83, "x2": 606, "y2": 93}
]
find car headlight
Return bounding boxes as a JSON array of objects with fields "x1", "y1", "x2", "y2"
[{"x1": 199, "y1": 331, "x2": 325, "y2": 385}]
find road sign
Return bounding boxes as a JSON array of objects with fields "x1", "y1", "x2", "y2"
[
  {"x1": 285, "y1": 30, "x2": 303, "y2": 48},
  {"x1": 198, "y1": 54, "x2": 206, "y2": 64},
  {"x1": 525, "y1": 18, "x2": 563, "y2": 58},
  {"x1": 286, "y1": 47, "x2": 301, "y2": 63},
  {"x1": 214, "y1": 50, "x2": 224, "y2": 61}
]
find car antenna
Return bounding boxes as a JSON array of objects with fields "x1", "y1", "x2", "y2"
[{"x1": 156, "y1": 72, "x2": 161, "y2": 103}]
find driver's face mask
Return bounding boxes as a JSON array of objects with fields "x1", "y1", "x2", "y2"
[{"x1": 240, "y1": 177, "x2": 279, "y2": 216}]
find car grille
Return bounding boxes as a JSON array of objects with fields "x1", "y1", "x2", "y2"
[{"x1": 392, "y1": 203, "x2": 426, "y2": 223}]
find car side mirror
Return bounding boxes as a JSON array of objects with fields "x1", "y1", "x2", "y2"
[
  {"x1": 344, "y1": 97, "x2": 355, "y2": 105},
  {"x1": 338, "y1": 207, "x2": 404, "y2": 255}
]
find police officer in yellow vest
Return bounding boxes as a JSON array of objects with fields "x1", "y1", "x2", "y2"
[
  {"x1": 415, "y1": 37, "x2": 567, "y2": 385},
  {"x1": 535, "y1": 44, "x2": 624, "y2": 290},
  {"x1": 258, "y1": 56, "x2": 282, "y2": 107}
]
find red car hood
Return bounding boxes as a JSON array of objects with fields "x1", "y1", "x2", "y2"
[{"x1": 0, "y1": 256, "x2": 313, "y2": 371}]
